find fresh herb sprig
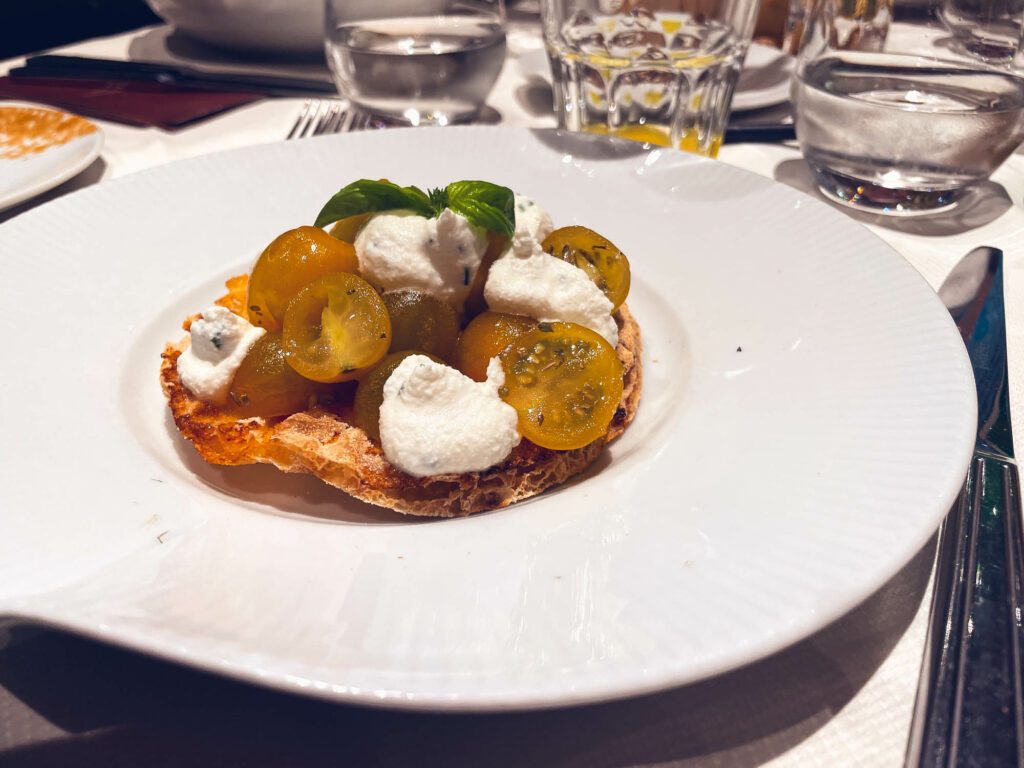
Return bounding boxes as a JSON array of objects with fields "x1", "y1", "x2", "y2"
[{"x1": 314, "y1": 179, "x2": 515, "y2": 237}]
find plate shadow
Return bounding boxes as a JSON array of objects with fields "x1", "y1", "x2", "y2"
[
  {"x1": 0, "y1": 157, "x2": 107, "y2": 225},
  {"x1": 774, "y1": 159, "x2": 1013, "y2": 236}
]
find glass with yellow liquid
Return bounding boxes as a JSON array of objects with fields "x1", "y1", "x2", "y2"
[{"x1": 541, "y1": 0, "x2": 761, "y2": 157}]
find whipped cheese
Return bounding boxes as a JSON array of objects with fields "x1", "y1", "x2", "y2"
[
  {"x1": 379, "y1": 355, "x2": 521, "y2": 477},
  {"x1": 511, "y1": 194, "x2": 554, "y2": 254},
  {"x1": 503, "y1": 195, "x2": 552, "y2": 262},
  {"x1": 354, "y1": 208, "x2": 488, "y2": 304},
  {"x1": 484, "y1": 241, "x2": 619, "y2": 347},
  {"x1": 177, "y1": 306, "x2": 265, "y2": 404}
]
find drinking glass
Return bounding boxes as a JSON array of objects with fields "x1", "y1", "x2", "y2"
[
  {"x1": 940, "y1": 0, "x2": 1024, "y2": 62},
  {"x1": 324, "y1": 0, "x2": 507, "y2": 125},
  {"x1": 792, "y1": 0, "x2": 1024, "y2": 215},
  {"x1": 541, "y1": 0, "x2": 762, "y2": 157}
]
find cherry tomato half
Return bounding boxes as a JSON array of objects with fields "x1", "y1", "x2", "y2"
[
  {"x1": 247, "y1": 226, "x2": 359, "y2": 332},
  {"x1": 329, "y1": 213, "x2": 372, "y2": 244},
  {"x1": 228, "y1": 333, "x2": 335, "y2": 418},
  {"x1": 464, "y1": 233, "x2": 508, "y2": 319},
  {"x1": 499, "y1": 321, "x2": 623, "y2": 450},
  {"x1": 382, "y1": 290, "x2": 460, "y2": 363},
  {"x1": 541, "y1": 226, "x2": 630, "y2": 310},
  {"x1": 353, "y1": 350, "x2": 442, "y2": 444},
  {"x1": 455, "y1": 311, "x2": 537, "y2": 382},
  {"x1": 282, "y1": 273, "x2": 390, "y2": 383}
]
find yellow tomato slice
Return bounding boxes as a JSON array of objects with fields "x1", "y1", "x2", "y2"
[
  {"x1": 282, "y1": 273, "x2": 390, "y2": 383},
  {"x1": 247, "y1": 226, "x2": 359, "y2": 332},
  {"x1": 541, "y1": 226, "x2": 631, "y2": 310},
  {"x1": 455, "y1": 311, "x2": 537, "y2": 382},
  {"x1": 499, "y1": 321, "x2": 623, "y2": 450},
  {"x1": 329, "y1": 213, "x2": 372, "y2": 244}
]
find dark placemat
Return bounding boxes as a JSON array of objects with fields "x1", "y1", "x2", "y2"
[{"x1": 0, "y1": 76, "x2": 262, "y2": 128}]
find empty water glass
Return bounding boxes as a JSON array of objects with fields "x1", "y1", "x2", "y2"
[
  {"x1": 792, "y1": 0, "x2": 1024, "y2": 215},
  {"x1": 325, "y1": 0, "x2": 506, "y2": 125},
  {"x1": 541, "y1": 0, "x2": 761, "y2": 157}
]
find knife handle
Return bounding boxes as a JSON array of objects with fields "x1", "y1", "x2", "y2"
[
  {"x1": 722, "y1": 123, "x2": 796, "y2": 144},
  {"x1": 906, "y1": 454, "x2": 1024, "y2": 768},
  {"x1": 17, "y1": 55, "x2": 337, "y2": 97},
  {"x1": 24, "y1": 54, "x2": 180, "y2": 76}
]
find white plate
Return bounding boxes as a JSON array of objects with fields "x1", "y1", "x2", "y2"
[
  {"x1": 0, "y1": 103, "x2": 104, "y2": 212},
  {"x1": 0, "y1": 127, "x2": 974, "y2": 711},
  {"x1": 733, "y1": 43, "x2": 795, "y2": 112},
  {"x1": 517, "y1": 43, "x2": 794, "y2": 113}
]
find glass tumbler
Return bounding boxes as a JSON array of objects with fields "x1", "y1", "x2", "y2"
[
  {"x1": 793, "y1": 0, "x2": 1024, "y2": 215},
  {"x1": 325, "y1": 0, "x2": 507, "y2": 125},
  {"x1": 541, "y1": 0, "x2": 762, "y2": 157}
]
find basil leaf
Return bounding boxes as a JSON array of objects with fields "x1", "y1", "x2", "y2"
[
  {"x1": 314, "y1": 179, "x2": 434, "y2": 227},
  {"x1": 447, "y1": 197, "x2": 515, "y2": 238},
  {"x1": 428, "y1": 187, "x2": 449, "y2": 210},
  {"x1": 400, "y1": 185, "x2": 434, "y2": 215},
  {"x1": 315, "y1": 178, "x2": 516, "y2": 237},
  {"x1": 445, "y1": 181, "x2": 515, "y2": 238}
]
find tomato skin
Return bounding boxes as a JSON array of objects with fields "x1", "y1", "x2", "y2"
[
  {"x1": 329, "y1": 214, "x2": 372, "y2": 244},
  {"x1": 247, "y1": 226, "x2": 360, "y2": 332},
  {"x1": 455, "y1": 312, "x2": 537, "y2": 382},
  {"x1": 464, "y1": 233, "x2": 508, "y2": 319},
  {"x1": 282, "y1": 273, "x2": 391, "y2": 383},
  {"x1": 499, "y1": 321, "x2": 623, "y2": 450},
  {"x1": 353, "y1": 350, "x2": 442, "y2": 443},
  {"x1": 382, "y1": 290, "x2": 460, "y2": 363},
  {"x1": 228, "y1": 334, "x2": 335, "y2": 418},
  {"x1": 541, "y1": 227, "x2": 631, "y2": 311}
]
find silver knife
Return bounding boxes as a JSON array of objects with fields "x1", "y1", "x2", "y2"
[{"x1": 906, "y1": 246, "x2": 1024, "y2": 768}]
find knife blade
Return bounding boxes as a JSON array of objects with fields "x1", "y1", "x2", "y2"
[{"x1": 906, "y1": 247, "x2": 1024, "y2": 768}]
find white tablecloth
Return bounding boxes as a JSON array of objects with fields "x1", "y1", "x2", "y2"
[{"x1": 1, "y1": 20, "x2": 1022, "y2": 768}]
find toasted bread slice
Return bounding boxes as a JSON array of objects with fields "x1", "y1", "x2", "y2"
[{"x1": 160, "y1": 276, "x2": 642, "y2": 517}]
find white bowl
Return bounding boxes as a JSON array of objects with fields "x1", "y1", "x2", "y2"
[{"x1": 145, "y1": 0, "x2": 325, "y2": 56}]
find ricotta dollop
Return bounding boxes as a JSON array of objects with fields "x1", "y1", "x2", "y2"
[
  {"x1": 511, "y1": 194, "x2": 554, "y2": 255},
  {"x1": 354, "y1": 208, "x2": 488, "y2": 304},
  {"x1": 484, "y1": 241, "x2": 619, "y2": 347},
  {"x1": 177, "y1": 306, "x2": 266, "y2": 404},
  {"x1": 379, "y1": 355, "x2": 521, "y2": 477}
]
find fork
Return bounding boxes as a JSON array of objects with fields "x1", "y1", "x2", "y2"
[{"x1": 286, "y1": 99, "x2": 373, "y2": 139}]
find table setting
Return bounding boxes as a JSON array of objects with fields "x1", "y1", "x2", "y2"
[{"x1": 0, "y1": 0, "x2": 1022, "y2": 766}]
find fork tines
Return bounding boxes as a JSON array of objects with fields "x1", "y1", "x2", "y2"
[{"x1": 287, "y1": 99, "x2": 368, "y2": 139}]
